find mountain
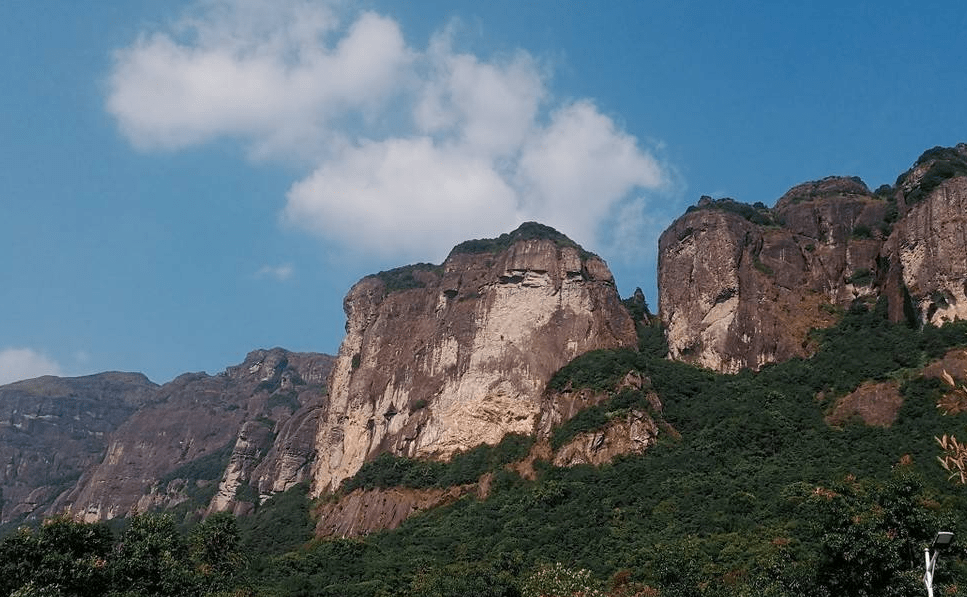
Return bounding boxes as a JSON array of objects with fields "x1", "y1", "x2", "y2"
[
  {"x1": 3, "y1": 222, "x2": 641, "y2": 528},
  {"x1": 0, "y1": 372, "x2": 156, "y2": 524},
  {"x1": 659, "y1": 143, "x2": 967, "y2": 372},
  {"x1": 0, "y1": 349, "x2": 334, "y2": 528},
  {"x1": 4, "y1": 144, "x2": 967, "y2": 596},
  {"x1": 313, "y1": 222, "x2": 638, "y2": 493},
  {"x1": 59, "y1": 348, "x2": 334, "y2": 521}
]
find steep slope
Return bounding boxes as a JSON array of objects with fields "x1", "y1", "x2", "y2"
[
  {"x1": 883, "y1": 144, "x2": 967, "y2": 325},
  {"x1": 0, "y1": 372, "x2": 156, "y2": 524},
  {"x1": 312, "y1": 222, "x2": 637, "y2": 493},
  {"x1": 658, "y1": 144, "x2": 967, "y2": 372},
  {"x1": 57, "y1": 349, "x2": 333, "y2": 521}
]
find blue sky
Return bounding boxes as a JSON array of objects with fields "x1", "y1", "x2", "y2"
[{"x1": 2, "y1": 0, "x2": 965, "y2": 384}]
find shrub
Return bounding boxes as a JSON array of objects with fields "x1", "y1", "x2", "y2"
[{"x1": 449, "y1": 221, "x2": 595, "y2": 260}]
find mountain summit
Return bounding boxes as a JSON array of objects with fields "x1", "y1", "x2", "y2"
[
  {"x1": 659, "y1": 143, "x2": 967, "y2": 372},
  {"x1": 312, "y1": 221, "x2": 637, "y2": 493}
]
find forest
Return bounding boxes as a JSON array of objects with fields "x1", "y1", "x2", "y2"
[{"x1": 3, "y1": 299, "x2": 967, "y2": 596}]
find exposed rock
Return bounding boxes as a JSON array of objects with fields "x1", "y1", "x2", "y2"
[
  {"x1": 312, "y1": 222, "x2": 637, "y2": 494},
  {"x1": 658, "y1": 203, "x2": 847, "y2": 372},
  {"x1": 55, "y1": 349, "x2": 333, "y2": 522},
  {"x1": 922, "y1": 348, "x2": 967, "y2": 381},
  {"x1": 552, "y1": 409, "x2": 660, "y2": 467},
  {"x1": 825, "y1": 381, "x2": 903, "y2": 428},
  {"x1": 882, "y1": 147, "x2": 967, "y2": 325},
  {"x1": 0, "y1": 372, "x2": 156, "y2": 524},
  {"x1": 537, "y1": 372, "x2": 669, "y2": 467},
  {"x1": 658, "y1": 145, "x2": 967, "y2": 373},
  {"x1": 315, "y1": 486, "x2": 470, "y2": 538}
]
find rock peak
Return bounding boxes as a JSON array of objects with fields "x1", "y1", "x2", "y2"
[
  {"x1": 313, "y1": 223, "x2": 636, "y2": 493},
  {"x1": 776, "y1": 176, "x2": 872, "y2": 209},
  {"x1": 659, "y1": 143, "x2": 967, "y2": 373},
  {"x1": 448, "y1": 221, "x2": 595, "y2": 260}
]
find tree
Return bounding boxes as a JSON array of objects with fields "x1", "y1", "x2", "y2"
[
  {"x1": 0, "y1": 515, "x2": 112, "y2": 597},
  {"x1": 190, "y1": 512, "x2": 246, "y2": 592},
  {"x1": 805, "y1": 471, "x2": 950, "y2": 597},
  {"x1": 110, "y1": 513, "x2": 197, "y2": 597}
]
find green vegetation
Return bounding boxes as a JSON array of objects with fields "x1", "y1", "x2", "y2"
[
  {"x1": 243, "y1": 303, "x2": 966, "y2": 597},
  {"x1": 342, "y1": 433, "x2": 534, "y2": 492},
  {"x1": 620, "y1": 288, "x2": 650, "y2": 322},
  {"x1": 897, "y1": 145, "x2": 967, "y2": 205},
  {"x1": 8, "y1": 303, "x2": 967, "y2": 596},
  {"x1": 238, "y1": 481, "x2": 315, "y2": 558},
  {"x1": 753, "y1": 255, "x2": 775, "y2": 276},
  {"x1": 0, "y1": 512, "x2": 247, "y2": 597},
  {"x1": 687, "y1": 196, "x2": 777, "y2": 226},
  {"x1": 449, "y1": 221, "x2": 595, "y2": 260},
  {"x1": 158, "y1": 441, "x2": 235, "y2": 487},
  {"x1": 848, "y1": 267, "x2": 874, "y2": 286},
  {"x1": 266, "y1": 389, "x2": 300, "y2": 412},
  {"x1": 370, "y1": 263, "x2": 442, "y2": 293},
  {"x1": 550, "y1": 387, "x2": 656, "y2": 450}
]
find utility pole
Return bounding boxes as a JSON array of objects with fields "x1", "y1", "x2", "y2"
[{"x1": 924, "y1": 531, "x2": 955, "y2": 597}]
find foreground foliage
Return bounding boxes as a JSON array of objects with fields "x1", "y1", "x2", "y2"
[{"x1": 5, "y1": 303, "x2": 967, "y2": 596}]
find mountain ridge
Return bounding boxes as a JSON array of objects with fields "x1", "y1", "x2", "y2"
[{"x1": 3, "y1": 143, "x2": 967, "y2": 541}]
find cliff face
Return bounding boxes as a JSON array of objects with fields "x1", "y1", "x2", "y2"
[
  {"x1": 57, "y1": 349, "x2": 333, "y2": 521},
  {"x1": 0, "y1": 373, "x2": 156, "y2": 524},
  {"x1": 658, "y1": 144, "x2": 967, "y2": 373},
  {"x1": 884, "y1": 145, "x2": 967, "y2": 325},
  {"x1": 312, "y1": 223, "x2": 637, "y2": 493}
]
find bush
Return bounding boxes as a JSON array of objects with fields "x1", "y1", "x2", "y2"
[{"x1": 450, "y1": 221, "x2": 594, "y2": 260}]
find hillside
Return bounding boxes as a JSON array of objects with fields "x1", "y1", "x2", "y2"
[
  {"x1": 659, "y1": 143, "x2": 967, "y2": 373},
  {"x1": 5, "y1": 303, "x2": 967, "y2": 596},
  {"x1": 2, "y1": 145, "x2": 967, "y2": 596}
]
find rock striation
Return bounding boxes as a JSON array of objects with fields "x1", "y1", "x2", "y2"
[
  {"x1": 658, "y1": 144, "x2": 967, "y2": 373},
  {"x1": 55, "y1": 349, "x2": 333, "y2": 521},
  {"x1": 312, "y1": 222, "x2": 637, "y2": 494},
  {"x1": 883, "y1": 145, "x2": 967, "y2": 326},
  {"x1": 0, "y1": 373, "x2": 156, "y2": 524}
]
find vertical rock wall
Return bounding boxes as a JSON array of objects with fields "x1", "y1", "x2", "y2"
[
  {"x1": 311, "y1": 224, "x2": 637, "y2": 493},
  {"x1": 658, "y1": 144, "x2": 967, "y2": 373}
]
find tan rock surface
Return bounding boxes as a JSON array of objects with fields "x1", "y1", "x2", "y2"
[
  {"x1": 658, "y1": 146, "x2": 967, "y2": 373},
  {"x1": 315, "y1": 486, "x2": 469, "y2": 538},
  {"x1": 825, "y1": 381, "x2": 903, "y2": 428},
  {"x1": 311, "y1": 223, "x2": 637, "y2": 494},
  {"x1": 56, "y1": 349, "x2": 333, "y2": 521}
]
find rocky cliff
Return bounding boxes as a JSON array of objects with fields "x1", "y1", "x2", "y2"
[
  {"x1": 312, "y1": 222, "x2": 638, "y2": 494},
  {"x1": 0, "y1": 373, "x2": 157, "y2": 524},
  {"x1": 55, "y1": 349, "x2": 333, "y2": 521},
  {"x1": 883, "y1": 145, "x2": 967, "y2": 325},
  {"x1": 659, "y1": 143, "x2": 967, "y2": 372}
]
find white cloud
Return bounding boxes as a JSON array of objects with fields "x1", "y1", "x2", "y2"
[
  {"x1": 108, "y1": 0, "x2": 411, "y2": 156},
  {"x1": 285, "y1": 136, "x2": 519, "y2": 259},
  {"x1": 256, "y1": 263, "x2": 295, "y2": 281},
  {"x1": 0, "y1": 348, "x2": 63, "y2": 385},
  {"x1": 109, "y1": 0, "x2": 671, "y2": 260},
  {"x1": 516, "y1": 101, "x2": 666, "y2": 244},
  {"x1": 415, "y1": 30, "x2": 546, "y2": 159}
]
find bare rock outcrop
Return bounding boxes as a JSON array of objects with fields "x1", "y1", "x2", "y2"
[
  {"x1": 0, "y1": 372, "x2": 156, "y2": 524},
  {"x1": 537, "y1": 372, "x2": 670, "y2": 467},
  {"x1": 56, "y1": 349, "x2": 333, "y2": 521},
  {"x1": 312, "y1": 222, "x2": 637, "y2": 494},
  {"x1": 315, "y1": 486, "x2": 469, "y2": 538},
  {"x1": 658, "y1": 144, "x2": 967, "y2": 373},
  {"x1": 658, "y1": 193, "x2": 858, "y2": 372},
  {"x1": 825, "y1": 381, "x2": 903, "y2": 428},
  {"x1": 551, "y1": 409, "x2": 661, "y2": 467},
  {"x1": 883, "y1": 145, "x2": 967, "y2": 325}
]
